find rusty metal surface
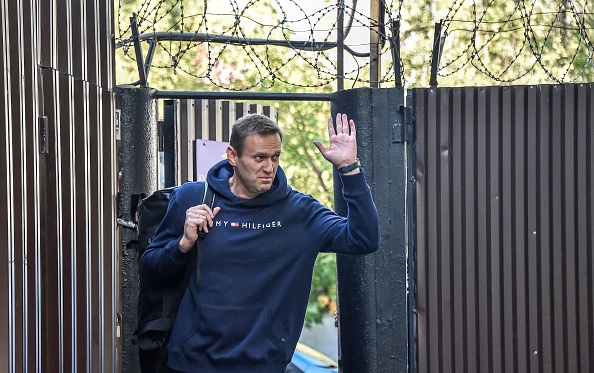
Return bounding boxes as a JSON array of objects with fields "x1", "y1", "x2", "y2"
[
  {"x1": 0, "y1": 0, "x2": 118, "y2": 372},
  {"x1": 413, "y1": 84, "x2": 594, "y2": 373}
]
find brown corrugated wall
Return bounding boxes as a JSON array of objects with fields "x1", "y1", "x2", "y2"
[
  {"x1": 0, "y1": 0, "x2": 118, "y2": 371},
  {"x1": 414, "y1": 84, "x2": 593, "y2": 373}
]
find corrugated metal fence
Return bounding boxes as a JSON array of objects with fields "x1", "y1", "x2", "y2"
[
  {"x1": 414, "y1": 84, "x2": 594, "y2": 373},
  {"x1": 0, "y1": 0, "x2": 118, "y2": 372}
]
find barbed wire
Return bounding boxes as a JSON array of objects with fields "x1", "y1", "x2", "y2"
[
  {"x1": 439, "y1": 1, "x2": 594, "y2": 84},
  {"x1": 115, "y1": 0, "x2": 594, "y2": 90}
]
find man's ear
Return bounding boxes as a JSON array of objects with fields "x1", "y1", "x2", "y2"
[{"x1": 226, "y1": 145, "x2": 237, "y2": 166}]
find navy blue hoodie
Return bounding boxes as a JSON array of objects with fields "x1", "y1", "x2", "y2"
[{"x1": 140, "y1": 159, "x2": 380, "y2": 372}]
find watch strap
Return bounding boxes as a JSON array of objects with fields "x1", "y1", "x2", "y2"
[{"x1": 338, "y1": 158, "x2": 360, "y2": 174}]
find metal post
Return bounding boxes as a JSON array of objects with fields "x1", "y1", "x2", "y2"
[
  {"x1": 130, "y1": 14, "x2": 147, "y2": 87},
  {"x1": 429, "y1": 20, "x2": 443, "y2": 87},
  {"x1": 337, "y1": 0, "x2": 345, "y2": 91},
  {"x1": 333, "y1": 87, "x2": 410, "y2": 372},
  {"x1": 369, "y1": 0, "x2": 382, "y2": 88},
  {"x1": 390, "y1": 20, "x2": 402, "y2": 88},
  {"x1": 163, "y1": 100, "x2": 176, "y2": 187},
  {"x1": 118, "y1": 85, "x2": 159, "y2": 372},
  {"x1": 405, "y1": 91, "x2": 417, "y2": 373}
]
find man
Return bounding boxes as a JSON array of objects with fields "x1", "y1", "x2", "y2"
[{"x1": 140, "y1": 113, "x2": 380, "y2": 372}]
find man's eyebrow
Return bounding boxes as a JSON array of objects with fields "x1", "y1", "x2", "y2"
[{"x1": 254, "y1": 150, "x2": 281, "y2": 157}]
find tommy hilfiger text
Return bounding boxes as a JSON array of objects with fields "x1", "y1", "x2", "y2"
[{"x1": 214, "y1": 221, "x2": 282, "y2": 229}]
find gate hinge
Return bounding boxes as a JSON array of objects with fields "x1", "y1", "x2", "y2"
[{"x1": 393, "y1": 105, "x2": 414, "y2": 143}]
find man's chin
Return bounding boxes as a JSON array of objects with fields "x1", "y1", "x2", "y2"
[{"x1": 258, "y1": 183, "x2": 273, "y2": 193}]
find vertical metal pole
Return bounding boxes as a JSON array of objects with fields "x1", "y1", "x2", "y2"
[
  {"x1": 429, "y1": 20, "x2": 443, "y2": 87},
  {"x1": 405, "y1": 91, "x2": 418, "y2": 373},
  {"x1": 337, "y1": 0, "x2": 345, "y2": 91},
  {"x1": 369, "y1": 0, "x2": 381, "y2": 88},
  {"x1": 118, "y1": 85, "x2": 159, "y2": 373},
  {"x1": 130, "y1": 14, "x2": 147, "y2": 87},
  {"x1": 390, "y1": 20, "x2": 402, "y2": 88},
  {"x1": 163, "y1": 100, "x2": 176, "y2": 187},
  {"x1": 333, "y1": 87, "x2": 409, "y2": 372}
]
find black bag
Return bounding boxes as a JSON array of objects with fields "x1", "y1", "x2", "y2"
[{"x1": 130, "y1": 182, "x2": 217, "y2": 373}]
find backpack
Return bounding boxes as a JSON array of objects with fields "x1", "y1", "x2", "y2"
[{"x1": 130, "y1": 182, "x2": 217, "y2": 373}]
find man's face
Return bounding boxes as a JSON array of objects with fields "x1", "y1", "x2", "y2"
[{"x1": 227, "y1": 132, "x2": 282, "y2": 199}]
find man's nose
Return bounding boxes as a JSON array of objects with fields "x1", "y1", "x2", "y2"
[{"x1": 263, "y1": 158, "x2": 273, "y2": 172}]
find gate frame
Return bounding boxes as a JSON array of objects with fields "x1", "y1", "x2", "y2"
[{"x1": 118, "y1": 87, "x2": 414, "y2": 373}]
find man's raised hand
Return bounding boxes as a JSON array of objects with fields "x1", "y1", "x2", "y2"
[{"x1": 313, "y1": 113, "x2": 358, "y2": 170}]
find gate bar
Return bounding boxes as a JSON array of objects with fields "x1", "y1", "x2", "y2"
[{"x1": 153, "y1": 90, "x2": 332, "y2": 101}]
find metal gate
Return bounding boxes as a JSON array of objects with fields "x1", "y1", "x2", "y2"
[
  {"x1": 413, "y1": 84, "x2": 594, "y2": 373},
  {"x1": 0, "y1": 0, "x2": 118, "y2": 372},
  {"x1": 162, "y1": 99, "x2": 277, "y2": 185}
]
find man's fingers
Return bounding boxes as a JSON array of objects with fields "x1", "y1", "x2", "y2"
[
  {"x1": 336, "y1": 114, "x2": 349, "y2": 135},
  {"x1": 188, "y1": 204, "x2": 218, "y2": 219},
  {"x1": 327, "y1": 117, "x2": 336, "y2": 137},
  {"x1": 186, "y1": 205, "x2": 222, "y2": 237},
  {"x1": 335, "y1": 113, "x2": 343, "y2": 134},
  {"x1": 313, "y1": 140, "x2": 328, "y2": 155},
  {"x1": 202, "y1": 206, "x2": 222, "y2": 228},
  {"x1": 333, "y1": 113, "x2": 352, "y2": 135},
  {"x1": 204, "y1": 207, "x2": 221, "y2": 228}
]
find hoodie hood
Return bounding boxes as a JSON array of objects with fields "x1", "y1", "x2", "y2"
[{"x1": 206, "y1": 159, "x2": 292, "y2": 207}]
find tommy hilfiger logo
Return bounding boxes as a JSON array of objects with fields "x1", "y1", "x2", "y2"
[{"x1": 215, "y1": 221, "x2": 282, "y2": 229}]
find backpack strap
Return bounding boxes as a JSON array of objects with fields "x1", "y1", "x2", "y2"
[
  {"x1": 195, "y1": 181, "x2": 218, "y2": 287},
  {"x1": 197, "y1": 180, "x2": 217, "y2": 241}
]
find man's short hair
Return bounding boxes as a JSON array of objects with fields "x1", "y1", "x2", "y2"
[{"x1": 230, "y1": 114, "x2": 283, "y2": 156}]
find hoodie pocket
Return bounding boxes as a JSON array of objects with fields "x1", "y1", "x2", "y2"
[{"x1": 183, "y1": 303, "x2": 284, "y2": 361}]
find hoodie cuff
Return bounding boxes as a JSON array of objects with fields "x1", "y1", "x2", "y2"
[
  {"x1": 340, "y1": 168, "x2": 369, "y2": 194},
  {"x1": 169, "y1": 239, "x2": 192, "y2": 265}
]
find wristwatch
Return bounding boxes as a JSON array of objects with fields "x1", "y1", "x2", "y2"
[{"x1": 338, "y1": 158, "x2": 360, "y2": 174}]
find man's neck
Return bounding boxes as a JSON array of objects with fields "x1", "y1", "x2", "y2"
[{"x1": 228, "y1": 176, "x2": 252, "y2": 200}]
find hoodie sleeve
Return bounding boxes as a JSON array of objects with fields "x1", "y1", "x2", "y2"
[
  {"x1": 138, "y1": 183, "x2": 199, "y2": 285},
  {"x1": 306, "y1": 170, "x2": 380, "y2": 255}
]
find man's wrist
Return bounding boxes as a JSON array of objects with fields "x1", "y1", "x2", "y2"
[
  {"x1": 178, "y1": 236, "x2": 194, "y2": 253},
  {"x1": 341, "y1": 167, "x2": 360, "y2": 176},
  {"x1": 338, "y1": 158, "x2": 360, "y2": 174}
]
